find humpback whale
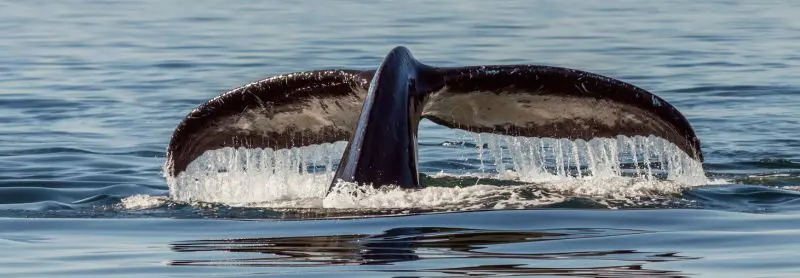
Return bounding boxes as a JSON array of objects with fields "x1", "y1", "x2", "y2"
[{"x1": 165, "y1": 46, "x2": 703, "y2": 192}]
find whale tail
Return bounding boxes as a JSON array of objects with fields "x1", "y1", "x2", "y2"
[
  {"x1": 163, "y1": 69, "x2": 372, "y2": 178},
  {"x1": 425, "y1": 65, "x2": 703, "y2": 162},
  {"x1": 164, "y1": 46, "x2": 703, "y2": 191}
]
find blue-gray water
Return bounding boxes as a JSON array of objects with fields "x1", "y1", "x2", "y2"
[{"x1": 2, "y1": 1, "x2": 800, "y2": 277}]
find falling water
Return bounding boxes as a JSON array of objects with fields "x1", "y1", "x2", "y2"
[
  {"x1": 470, "y1": 134, "x2": 706, "y2": 185},
  {"x1": 164, "y1": 134, "x2": 706, "y2": 208},
  {"x1": 166, "y1": 141, "x2": 349, "y2": 204}
]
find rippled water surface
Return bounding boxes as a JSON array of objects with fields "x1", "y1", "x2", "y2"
[{"x1": 2, "y1": 0, "x2": 800, "y2": 277}]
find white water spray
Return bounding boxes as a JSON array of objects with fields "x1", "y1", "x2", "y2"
[
  {"x1": 469, "y1": 134, "x2": 705, "y2": 185},
  {"x1": 165, "y1": 141, "x2": 348, "y2": 205},
  {"x1": 159, "y1": 133, "x2": 706, "y2": 210}
]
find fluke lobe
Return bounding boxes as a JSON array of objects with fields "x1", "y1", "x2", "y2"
[{"x1": 165, "y1": 46, "x2": 703, "y2": 193}]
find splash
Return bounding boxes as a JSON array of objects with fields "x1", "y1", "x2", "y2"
[
  {"x1": 469, "y1": 134, "x2": 705, "y2": 185},
  {"x1": 121, "y1": 194, "x2": 170, "y2": 210},
  {"x1": 162, "y1": 134, "x2": 707, "y2": 210},
  {"x1": 322, "y1": 181, "x2": 566, "y2": 210},
  {"x1": 165, "y1": 142, "x2": 347, "y2": 206}
]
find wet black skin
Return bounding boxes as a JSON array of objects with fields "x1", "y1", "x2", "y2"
[{"x1": 332, "y1": 47, "x2": 442, "y2": 190}]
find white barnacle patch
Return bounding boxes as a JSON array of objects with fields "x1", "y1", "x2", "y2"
[
  {"x1": 480, "y1": 68, "x2": 502, "y2": 76},
  {"x1": 651, "y1": 95, "x2": 662, "y2": 107}
]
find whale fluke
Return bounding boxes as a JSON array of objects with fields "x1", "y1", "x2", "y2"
[
  {"x1": 164, "y1": 46, "x2": 703, "y2": 192},
  {"x1": 164, "y1": 70, "x2": 373, "y2": 177},
  {"x1": 424, "y1": 65, "x2": 703, "y2": 162}
]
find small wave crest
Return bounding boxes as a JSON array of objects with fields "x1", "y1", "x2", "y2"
[
  {"x1": 121, "y1": 194, "x2": 170, "y2": 210},
  {"x1": 163, "y1": 134, "x2": 707, "y2": 210}
]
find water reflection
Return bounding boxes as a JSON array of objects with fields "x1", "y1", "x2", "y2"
[{"x1": 170, "y1": 226, "x2": 697, "y2": 276}]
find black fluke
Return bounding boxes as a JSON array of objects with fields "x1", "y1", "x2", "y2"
[{"x1": 165, "y1": 46, "x2": 703, "y2": 193}]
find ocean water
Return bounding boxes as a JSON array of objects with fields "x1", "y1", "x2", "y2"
[{"x1": 2, "y1": 0, "x2": 800, "y2": 277}]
